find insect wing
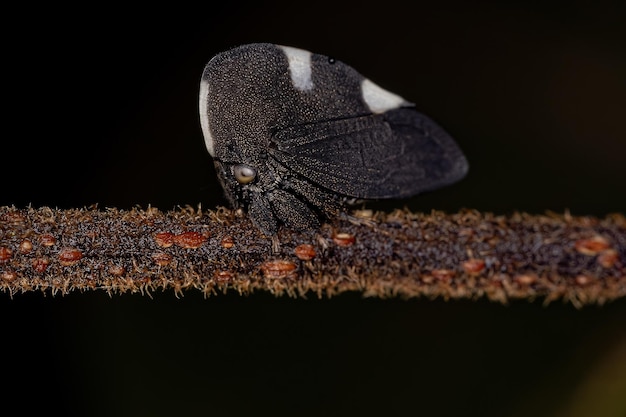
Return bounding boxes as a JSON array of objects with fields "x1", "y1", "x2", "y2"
[{"x1": 269, "y1": 108, "x2": 468, "y2": 199}]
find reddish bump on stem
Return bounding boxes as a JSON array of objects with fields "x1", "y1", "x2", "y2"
[
  {"x1": 575, "y1": 275, "x2": 594, "y2": 286},
  {"x1": 462, "y1": 259, "x2": 486, "y2": 275},
  {"x1": 261, "y1": 260, "x2": 297, "y2": 279},
  {"x1": 220, "y1": 235, "x2": 234, "y2": 249},
  {"x1": 575, "y1": 236, "x2": 610, "y2": 256},
  {"x1": 431, "y1": 269, "x2": 456, "y2": 283},
  {"x1": 32, "y1": 258, "x2": 50, "y2": 273},
  {"x1": 59, "y1": 248, "x2": 83, "y2": 266},
  {"x1": 173, "y1": 231, "x2": 207, "y2": 249},
  {"x1": 214, "y1": 270, "x2": 234, "y2": 282},
  {"x1": 294, "y1": 244, "x2": 316, "y2": 261},
  {"x1": 333, "y1": 232, "x2": 356, "y2": 247},
  {"x1": 0, "y1": 247, "x2": 12, "y2": 263},
  {"x1": 19, "y1": 239, "x2": 33, "y2": 254},
  {"x1": 40, "y1": 234, "x2": 57, "y2": 247},
  {"x1": 597, "y1": 249, "x2": 619, "y2": 268},
  {"x1": 1, "y1": 270, "x2": 17, "y2": 282},
  {"x1": 154, "y1": 232, "x2": 175, "y2": 248},
  {"x1": 514, "y1": 274, "x2": 537, "y2": 286}
]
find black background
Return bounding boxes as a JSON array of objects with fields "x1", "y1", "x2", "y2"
[{"x1": 2, "y1": 2, "x2": 625, "y2": 416}]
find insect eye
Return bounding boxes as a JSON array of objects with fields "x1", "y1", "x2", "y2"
[{"x1": 233, "y1": 164, "x2": 257, "y2": 184}]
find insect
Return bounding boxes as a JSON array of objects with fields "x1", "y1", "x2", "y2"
[{"x1": 199, "y1": 43, "x2": 468, "y2": 236}]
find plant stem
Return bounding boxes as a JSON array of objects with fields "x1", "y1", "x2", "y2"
[{"x1": 1, "y1": 206, "x2": 624, "y2": 307}]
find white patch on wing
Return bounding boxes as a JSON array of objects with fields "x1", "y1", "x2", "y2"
[
  {"x1": 361, "y1": 78, "x2": 407, "y2": 113},
  {"x1": 279, "y1": 45, "x2": 314, "y2": 91},
  {"x1": 199, "y1": 77, "x2": 215, "y2": 157}
]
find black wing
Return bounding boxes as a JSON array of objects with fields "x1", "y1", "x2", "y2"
[{"x1": 269, "y1": 108, "x2": 468, "y2": 199}]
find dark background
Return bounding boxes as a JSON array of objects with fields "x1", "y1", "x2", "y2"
[{"x1": 2, "y1": 2, "x2": 625, "y2": 416}]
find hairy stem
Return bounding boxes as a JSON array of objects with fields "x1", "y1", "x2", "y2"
[{"x1": 0, "y1": 206, "x2": 624, "y2": 307}]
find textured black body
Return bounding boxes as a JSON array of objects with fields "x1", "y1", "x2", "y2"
[{"x1": 200, "y1": 43, "x2": 468, "y2": 236}]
